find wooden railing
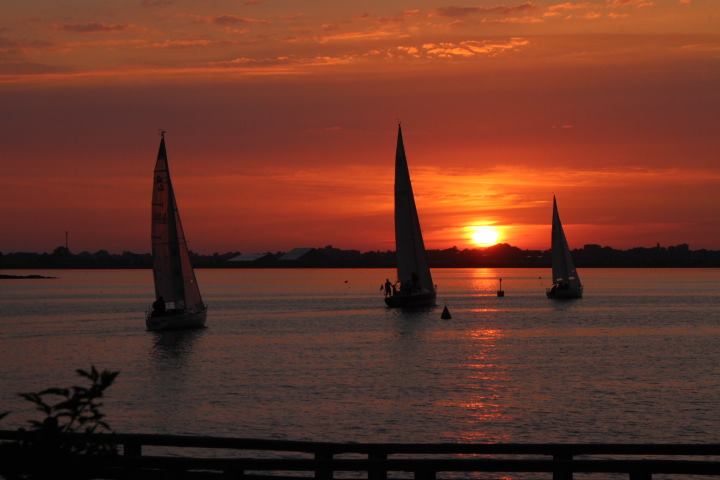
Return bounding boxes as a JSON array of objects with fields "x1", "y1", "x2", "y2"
[{"x1": 2, "y1": 430, "x2": 720, "y2": 479}]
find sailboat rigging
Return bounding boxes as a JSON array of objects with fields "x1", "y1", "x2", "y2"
[
  {"x1": 146, "y1": 132, "x2": 207, "y2": 330},
  {"x1": 546, "y1": 195, "x2": 583, "y2": 299},
  {"x1": 383, "y1": 124, "x2": 437, "y2": 308}
]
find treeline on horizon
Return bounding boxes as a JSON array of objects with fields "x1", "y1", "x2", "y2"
[{"x1": 1, "y1": 243, "x2": 719, "y2": 269}]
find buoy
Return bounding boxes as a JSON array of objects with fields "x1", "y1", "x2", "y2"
[
  {"x1": 441, "y1": 305, "x2": 452, "y2": 320},
  {"x1": 497, "y1": 277, "x2": 505, "y2": 297}
]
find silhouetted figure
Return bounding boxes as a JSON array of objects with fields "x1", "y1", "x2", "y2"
[
  {"x1": 384, "y1": 278, "x2": 394, "y2": 297},
  {"x1": 411, "y1": 272, "x2": 419, "y2": 293},
  {"x1": 441, "y1": 305, "x2": 452, "y2": 320},
  {"x1": 152, "y1": 296, "x2": 166, "y2": 315}
]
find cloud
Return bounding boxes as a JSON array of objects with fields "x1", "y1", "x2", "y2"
[
  {"x1": 209, "y1": 54, "x2": 353, "y2": 69},
  {"x1": 149, "y1": 39, "x2": 216, "y2": 48},
  {"x1": 396, "y1": 46, "x2": 420, "y2": 57},
  {"x1": 421, "y1": 38, "x2": 529, "y2": 58},
  {"x1": 59, "y1": 22, "x2": 130, "y2": 33},
  {"x1": 547, "y1": 2, "x2": 593, "y2": 13},
  {"x1": 434, "y1": 2, "x2": 535, "y2": 17},
  {"x1": 485, "y1": 15, "x2": 544, "y2": 24},
  {"x1": 607, "y1": 0, "x2": 654, "y2": 7},
  {"x1": 317, "y1": 29, "x2": 406, "y2": 43},
  {"x1": 211, "y1": 15, "x2": 269, "y2": 26}
]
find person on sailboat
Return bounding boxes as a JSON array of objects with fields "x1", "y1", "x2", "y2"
[
  {"x1": 152, "y1": 296, "x2": 166, "y2": 315},
  {"x1": 383, "y1": 279, "x2": 394, "y2": 297}
]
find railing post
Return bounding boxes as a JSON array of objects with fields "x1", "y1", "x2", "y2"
[
  {"x1": 414, "y1": 470, "x2": 436, "y2": 480},
  {"x1": 630, "y1": 473, "x2": 651, "y2": 480},
  {"x1": 315, "y1": 450, "x2": 333, "y2": 480},
  {"x1": 123, "y1": 441, "x2": 141, "y2": 457},
  {"x1": 553, "y1": 453, "x2": 573, "y2": 480},
  {"x1": 123, "y1": 440, "x2": 142, "y2": 479},
  {"x1": 368, "y1": 451, "x2": 387, "y2": 480},
  {"x1": 224, "y1": 467, "x2": 245, "y2": 479}
]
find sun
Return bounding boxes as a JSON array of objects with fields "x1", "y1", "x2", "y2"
[{"x1": 469, "y1": 226, "x2": 501, "y2": 247}]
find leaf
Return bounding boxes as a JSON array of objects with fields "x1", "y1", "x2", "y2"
[
  {"x1": 100, "y1": 371, "x2": 119, "y2": 387},
  {"x1": 38, "y1": 387, "x2": 70, "y2": 397},
  {"x1": 19, "y1": 392, "x2": 40, "y2": 404}
]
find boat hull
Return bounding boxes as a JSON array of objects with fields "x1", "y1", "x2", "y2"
[
  {"x1": 385, "y1": 291, "x2": 436, "y2": 308},
  {"x1": 546, "y1": 286, "x2": 583, "y2": 299},
  {"x1": 146, "y1": 308, "x2": 207, "y2": 331}
]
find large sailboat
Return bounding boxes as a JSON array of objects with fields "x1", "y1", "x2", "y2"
[
  {"x1": 546, "y1": 195, "x2": 583, "y2": 299},
  {"x1": 146, "y1": 132, "x2": 207, "y2": 330},
  {"x1": 384, "y1": 125, "x2": 436, "y2": 308}
]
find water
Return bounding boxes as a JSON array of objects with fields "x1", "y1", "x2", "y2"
[{"x1": 0, "y1": 268, "x2": 719, "y2": 444}]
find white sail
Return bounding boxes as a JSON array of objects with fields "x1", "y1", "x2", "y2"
[
  {"x1": 551, "y1": 196, "x2": 582, "y2": 291},
  {"x1": 394, "y1": 125, "x2": 434, "y2": 294},
  {"x1": 151, "y1": 134, "x2": 204, "y2": 312}
]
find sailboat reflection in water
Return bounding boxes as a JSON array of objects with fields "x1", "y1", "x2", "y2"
[
  {"x1": 146, "y1": 132, "x2": 207, "y2": 331},
  {"x1": 383, "y1": 124, "x2": 437, "y2": 308},
  {"x1": 546, "y1": 195, "x2": 583, "y2": 299}
]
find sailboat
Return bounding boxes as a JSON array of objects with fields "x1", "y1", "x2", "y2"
[
  {"x1": 146, "y1": 132, "x2": 207, "y2": 330},
  {"x1": 384, "y1": 125, "x2": 436, "y2": 308},
  {"x1": 546, "y1": 195, "x2": 583, "y2": 299}
]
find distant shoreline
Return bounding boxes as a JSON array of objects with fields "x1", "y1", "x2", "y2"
[
  {"x1": 1, "y1": 265, "x2": 718, "y2": 271},
  {"x1": 2, "y1": 243, "x2": 719, "y2": 269}
]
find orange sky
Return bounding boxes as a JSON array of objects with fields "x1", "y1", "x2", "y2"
[{"x1": 1, "y1": 0, "x2": 719, "y2": 253}]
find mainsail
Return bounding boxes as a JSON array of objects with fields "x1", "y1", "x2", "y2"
[
  {"x1": 394, "y1": 125, "x2": 434, "y2": 293},
  {"x1": 551, "y1": 196, "x2": 581, "y2": 290},
  {"x1": 151, "y1": 134, "x2": 204, "y2": 312}
]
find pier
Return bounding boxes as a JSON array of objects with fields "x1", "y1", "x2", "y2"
[{"x1": 2, "y1": 430, "x2": 720, "y2": 479}]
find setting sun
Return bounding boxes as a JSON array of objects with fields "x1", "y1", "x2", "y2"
[{"x1": 468, "y1": 226, "x2": 501, "y2": 247}]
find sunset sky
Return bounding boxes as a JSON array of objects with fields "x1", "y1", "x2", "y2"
[{"x1": 1, "y1": 0, "x2": 718, "y2": 253}]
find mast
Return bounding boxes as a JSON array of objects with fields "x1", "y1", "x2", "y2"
[
  {"x1": 551, "y1": 196, "x2": 581, "y2": 289},
  {"x1": 394, "y1": 124, "x2": 434, "y2": 293}
]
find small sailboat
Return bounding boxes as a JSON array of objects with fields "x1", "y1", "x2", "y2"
[
  {"x1": 546, "y1": 195, "x2": 583, "y2": 299},
  {"x1": 384, "y1": 125, "x2": 437, "y2": 308},
  {"x1": 146, "y1": 132, "x2": 207, "y2": 330}
]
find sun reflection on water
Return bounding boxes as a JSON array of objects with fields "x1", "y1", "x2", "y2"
[{"x1": 441, "y1": 326, "x2": 511, "y2": 442}]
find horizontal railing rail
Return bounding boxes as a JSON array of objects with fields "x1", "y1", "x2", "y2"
[{"x1": 2, "y1": 430, "x2": 720, "y2": 479}]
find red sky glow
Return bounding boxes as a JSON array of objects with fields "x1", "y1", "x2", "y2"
[{"x1": 1, "y1": 0, "x2": 718, "y2": 253}]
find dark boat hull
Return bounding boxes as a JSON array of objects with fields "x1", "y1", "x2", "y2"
[
  {"x1": 384, "y1": 291, "x2": 436, "y2": 308},
  {"x1": 546, "y1": 286, "x2": 583, "y2": 299},
  {"x1": 146, "y1": 307, "x2": 207, "y2": 331}
]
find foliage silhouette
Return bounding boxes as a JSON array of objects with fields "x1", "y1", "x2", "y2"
[{"x1": 0, "y1": 366, "x2": 119, "y2": 479}]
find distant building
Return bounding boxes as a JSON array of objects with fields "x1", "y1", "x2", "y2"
[
  {"x1": 228, "y1": 252, "x2": 274, "y2": 263},
  {"x1": 278, "y1": 248, "x2": 314, "y2": 262}
]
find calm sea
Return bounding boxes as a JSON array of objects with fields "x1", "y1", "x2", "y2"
[{"x1": 0, "y1": 268, "x2": 719, "y2": 444}]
